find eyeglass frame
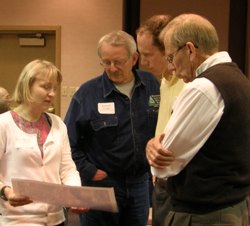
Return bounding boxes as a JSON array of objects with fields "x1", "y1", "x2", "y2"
[
  {"x1": 166, "y1": 43, "x2": 199, "y2": 64},
  {"x1": 100, "y1": 57, "x2": 130, "y2": 69},
  {"x1": 165, "y1": 44, "x2": 187, "y2": 64}
]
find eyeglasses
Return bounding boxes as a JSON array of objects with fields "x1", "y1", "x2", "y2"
[
  {"x1": 100, "y1": 58, "x2": 129, "y2": 69},
  {"x1": 166, "y1": 44, "x2": 186, "y2": 64}
]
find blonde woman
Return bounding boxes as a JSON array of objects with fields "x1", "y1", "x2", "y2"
[{"x1": 0, "y1": 59, "x2": 87, "y2": 226}]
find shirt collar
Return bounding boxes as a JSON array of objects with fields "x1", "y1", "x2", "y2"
[
  {"x1": 102, "y1": 69, "x2": 144, "y2": 98},
  {"x1": 196, "y1": 51, "x2": 232, "y2": 77},
  {"x1": 161, "y1": 73, "x2": 180, "y2": 86}
]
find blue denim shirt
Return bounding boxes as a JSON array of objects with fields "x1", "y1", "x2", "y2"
[{"x1": 64, "y1": 69, "x2": 160, "y2": 182}]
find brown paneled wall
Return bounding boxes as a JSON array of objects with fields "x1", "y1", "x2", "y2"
[
  {"x1": 139, "y1": 0, "x2": 249, "y2": 78},
  {"x1": 140, "y1": 0, "x2": 230, "y2": 52}
]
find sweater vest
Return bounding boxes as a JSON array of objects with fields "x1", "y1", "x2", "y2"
[{"x1": 167, "y1": 62, "x2": 250, "y2": 213}]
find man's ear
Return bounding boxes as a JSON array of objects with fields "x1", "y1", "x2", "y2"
[
  {"x1": 132, "y1": 52, "x2": 139, "y2": 66},
  {"x1": 186, "y1": 42, "x2": 197, "y2": 61}
]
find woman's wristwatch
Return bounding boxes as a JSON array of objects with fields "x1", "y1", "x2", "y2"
[{"x1": 0, "y1": 186, "x2": 10, "y2": 201}]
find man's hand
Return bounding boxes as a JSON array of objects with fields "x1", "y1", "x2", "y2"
[
  {"x1": 146, "y1": 134, "x2": 174, "y2": 169},
  {"x1": 92, "y1": 169, "x2": 108, "y2": 181},
  {"x1": 69, "y1": 206, "x2": 90, "y2": 214}
]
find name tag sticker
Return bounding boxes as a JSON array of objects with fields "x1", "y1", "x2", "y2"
[{"x1": 98, "y1": 102, "x2": 115, "y2": 114}]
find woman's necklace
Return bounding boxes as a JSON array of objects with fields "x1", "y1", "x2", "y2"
[
  {"x1": 11, "y1": 110, "x2": 51, "y2": 159},
  {"x1": 14, "y1": 106, "x2": 41, "y2": 122}
]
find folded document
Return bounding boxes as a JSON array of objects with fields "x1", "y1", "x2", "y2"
[{"x1": 12, "y1": 178, "x2": 118, "y2": 213}]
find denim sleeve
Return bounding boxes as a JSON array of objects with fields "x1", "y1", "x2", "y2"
[{"x1": 64, "y1": 96, "x2": 97, "y2": 182}]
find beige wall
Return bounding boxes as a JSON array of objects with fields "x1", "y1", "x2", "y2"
[
  {"x1": 1, "y1": 0, "x2": 248, "y2": 118},
  {"x1": 0, "y1": 0, "x2": 123, "y2": 118}
]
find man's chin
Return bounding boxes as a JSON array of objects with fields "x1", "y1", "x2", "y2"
[{"x1": 181, "y1": 77, "x2": 190, "y2": 83}]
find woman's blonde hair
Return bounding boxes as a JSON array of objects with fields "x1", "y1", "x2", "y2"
[{"x1": 13, "y1": 59, "x2": 62, "y2": 104}]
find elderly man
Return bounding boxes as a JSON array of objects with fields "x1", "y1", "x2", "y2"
[
  {"x1": 147, "y1": 13, "x2": 250, "y2": 226},
  {"x1": 65, "y1": 30, "x2": 160, "y2": 226}
]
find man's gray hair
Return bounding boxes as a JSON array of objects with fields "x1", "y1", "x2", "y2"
[{"x1": 97, "y1": 30, "x2": 137, "y2": 57}]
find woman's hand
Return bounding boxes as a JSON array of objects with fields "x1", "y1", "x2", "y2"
[{"x1": 5, "y1": 187, "x2": 33, "y2": 207}]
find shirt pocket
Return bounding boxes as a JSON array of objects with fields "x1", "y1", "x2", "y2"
[
  {"x1": 91, "y1": 116, "x2": 118, "y2": 131},
  {"x1": 90, "y1": 116, "x2": 118, "y2": 148},
  {"x1": 11, "y1": 137, "x2": 41, "y2": 175},
  {"x1": 15, "y1": 137, "x2": 37, "y2": 149},
  {"x1": 14, "y1": 137, "x2": 40, "y2": 162}
]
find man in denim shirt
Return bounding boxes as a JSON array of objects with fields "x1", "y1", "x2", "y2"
[{"x1": 64, "y1": 30, "x2": 160, "y2": 226}]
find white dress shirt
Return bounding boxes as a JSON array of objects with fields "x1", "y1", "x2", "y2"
[{"x1": 152, "y1": 51, "x2": 232, "y2": 178}]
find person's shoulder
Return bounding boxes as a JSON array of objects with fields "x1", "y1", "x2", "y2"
[
  {"x1": 136, "y1": 69, "x2": 159, "y2": 83},
  {"x1": 46, "y1": 112, "x2": 60, "y2": 120},
  {"x1": 136, "y1": 69, "x2": 155, "y2": 77},
  {"x1": 45, "y1": 112, "x2": 67, "y2": 129},
  {"x1": 0, "y1": 99, "x2": 10, "y2": 114},
  {"x1": 0, "y1": 111, "x2": 12, "y2": 125},
  {"x1": 191, "y1": 77, "x2": 215, "y2": 88},
  {"x1": 71, "y1": 74, "x2": 105, "y2": 104},
  {"x1": 76, "y1": 74, "x2": 103, "y2": 94},
  {"x1": 0, "y1": 111, "x2": 11, "y2": 118},
  {"x1": 81, "y1": 74, "x2": 103, "y2": 87},
  {"x1": 184, "y1": 77, "x2": 217, "y2": 96}
]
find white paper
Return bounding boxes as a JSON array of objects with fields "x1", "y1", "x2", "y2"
[{"x1": 12, "y1": 178, "x2": 118, "y2": 213}]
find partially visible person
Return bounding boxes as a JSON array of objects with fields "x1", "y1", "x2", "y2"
[
  {"x1": 137, "y1": 14, "x2": 185, "y2": 143},
  {"x1": 0, "y1": 87, "x2": 11, "y2": 113},
  {"x1": 0, "y1": 99, "x2": 10, "y2": 114},
  {"x1": 137, "y1": 14, "x2": 170, "y2": 80},
  {"x1": 137, "y1": 15, "x2": 185, "y2": 226},
  {"x1": 0, "y1": 87, "x2": 11, "y2": 112},
  {"x1": 0, "y1": 59, "x2": 87, "y2": 226},
  {"x1": 146, "y1": 13, "x2": 250, "y2": 226},
  {"x1": 65, "y1": 30, "x2": 160, "y2": 226},
  {"x1": 0, "y1": 87, "x2": 10, "y2": 104}
]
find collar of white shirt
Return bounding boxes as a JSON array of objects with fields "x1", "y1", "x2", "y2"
[{"x1": 196, "y1": 51, "x2": 232, "y2": 78}]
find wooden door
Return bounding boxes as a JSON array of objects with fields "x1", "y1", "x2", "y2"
[{"x1": 0, "y1": 26, "x2": 61, "y2": 115}]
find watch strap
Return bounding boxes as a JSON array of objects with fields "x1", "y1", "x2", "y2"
[{"x1": 0, "y1": 185, "x2": 10, "y2": 201}]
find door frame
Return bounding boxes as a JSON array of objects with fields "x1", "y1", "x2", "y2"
[{"x1": 0, "y1": 26, "x2": 61, "y2": 115}]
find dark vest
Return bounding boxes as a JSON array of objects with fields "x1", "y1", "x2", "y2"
[{"x1": 167, "y1": 62, "x2": 250, "y2": 213}]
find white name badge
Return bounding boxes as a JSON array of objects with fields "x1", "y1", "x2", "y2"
[{"x1": 98, "y1": 102, "x2": 115, "y2": 114}]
